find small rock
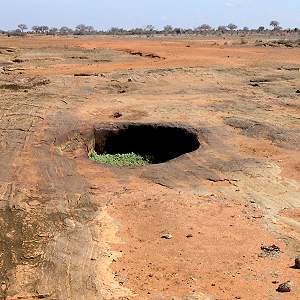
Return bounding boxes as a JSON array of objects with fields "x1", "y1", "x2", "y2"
[
  {"x1": 37, "y1": 294, "x2": 50, "y2": 299},
  {"x1": 12, "y1": 58, "x2": 24, "y2": 63},
  {"x1": 186, "y1": 234, "x2": 193, "y2": 238},
  {"x1": 276, "y1": 281, "x2": 291, "y2": 293},
  {"x1": 1, "y1": 282, "x2": 7, "y2": 291},
  {"x1": 64, "y1": 218, "x2": 76, "y2": 229},
  {"x1": 161, "y1": 233, "x2": 173, "y2": 239},
  {"x1": 294, "y1": 256, "x2": 300, "y2": 269},
  {"x1": 112, "y1": 112, "x2": 122, "y2": 118},
  {"x1": 296, "y1": 89, "x2": 300, "y2": 94},
  {"x1": 250, "y1": 83, "x2": 260, "y2": 87},
  {"x1": 260, "y1": 244, "x2": 280, "y2": 256}
]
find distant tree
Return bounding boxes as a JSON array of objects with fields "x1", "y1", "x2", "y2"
[
  {"x1": 242, "y1": 26, "x2": 249, "y2": 32},
  {"x1": 75, "y1": 24, "x2": 88, "y2": 35},
  {"x1": 199, "y1": 24, "x2": 212, "y2": 31},
  {"x1": 270, "y1": 20, "x2": 280, "y2": 30},
  {"x1": 131, "y1": 28, "x2": 144, "y2": 35},
  {"x1": 59, "y1": 26, "x2": 73, "y2": 35},
  {"x1": 109, "y1": 27, "x2": 123, "y2": 35},
  {"x1": 145, "y1": 25, "x2": 155, "y2": 32},
  {"x1": 217, "y1": 25, "x2": 227, "y2": 33},
  {"x1": 8, "y1": 29, "x2": 25, "y2": 37},
  {"x1": 18, "y1": 24, "x2": 28, "y2": 32},
  {"x1": 40, "y1": 26, "x2": 49, "y2": 34},
  {"x1": 227, "y1": 23, "x2": 238, "y2": 31},
  {"x1": 86, "y1": 26, "x2": 95, "y2": 34},
  {"x1": 49, "y1": 27, "x2": 58, "y2": 35},
  {"x1": 257, "y1": 26, "x2": 265, "y2": 32},
  {"x1": 32, "y1": 26, "x2": 39, "y2": 33},
  {"x1": 74, "y1": 24, "x2": 95, "y2": 35},
  {"x1": 163, "y1": 25, "x2": 173, "y2": 33},
  {"x1": 174, "y1": 28, "x2": 182, "y2": 35}
]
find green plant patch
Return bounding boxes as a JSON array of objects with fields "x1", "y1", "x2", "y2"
[{"x1": 88, "y1": 150, "x2": 151, "y2": 167}]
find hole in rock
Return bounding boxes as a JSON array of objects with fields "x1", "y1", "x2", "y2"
[{"x1": 93, "y1": 123, "x2": 200, "y2": 164}]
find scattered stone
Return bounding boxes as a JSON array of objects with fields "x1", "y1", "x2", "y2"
[
  {"x1": 74, "y1": 73, "x2": 98, "y2": 77},
  {"x1": 260, "y1": 244, "x2": 280, "y2": 256},
  {"x1": 278, "y1": 66, "x2": 300, "y2": 71},
  {"x1": 12, "y1": 58, "x2": 24, "y2": 63},
  {"x1": 276, "y1": 281, "x2": 291, "y2": 293},
  {"x1": 294, "y1": 256, "x2": 300, "y2": 269},
  {"x1": 3, "y1": 66, "x2": 25, "y2": 72},
  {"x1": 70, "y1": 56, "x2": 89, "y2": 59},
  {"x1": 161, "y1": 233, "x2": 173, "y2": 239},
  {"x1": 296, "y1": 89, "x2": 300, "y2": 94},
  {"x1": 64, "y1": 218, "x2": 76, "y2": 229},
  {"x1": 249, "y1": 83, "x2": 260, "y2": 87},
  {"x1": 186, "y1": 233, "x2": 193, "y2": 238},
  {"x1": 37, "y1": 293, "x2": 50, "y2": 299},
  {"x1": 112, "y1": 112, "x2": 122, "y2": 118},
  {"x1": 250, "y1": 78, "x2": 270, "y2": 84}
]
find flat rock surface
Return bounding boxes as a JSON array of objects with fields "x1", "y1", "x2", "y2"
[{"x1": 0, "y1": 35, "x2": 299, "y2": 299}]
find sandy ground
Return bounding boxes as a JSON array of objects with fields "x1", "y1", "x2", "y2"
[{"x1": 0, "y1": 35, "x2": 299, "y2": 300}]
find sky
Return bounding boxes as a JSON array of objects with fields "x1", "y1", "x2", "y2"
[{"x1": 1, "y1": 0, "x2": 299, "y2": 30}]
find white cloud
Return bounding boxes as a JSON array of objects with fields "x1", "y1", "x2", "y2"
[{"x1": 225, "y1": 1, "x2": 234, "y2": 7}]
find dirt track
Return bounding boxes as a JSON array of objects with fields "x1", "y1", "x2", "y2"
[{"x1": 0, "y1": 35, "x2": 300, "y2": 300}]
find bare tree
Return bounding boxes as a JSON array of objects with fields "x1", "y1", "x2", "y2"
[
  {"x1": 130, "y1": 28, "x2": 144, "y2": 35},
  {"x1": 75, "y1": 24, "x2": 87, "y2": 35},
  {"x1": 59, "y1": 26, "x2": 73, "y2": 35},
  {"x1": 173, "y1": 28, "x2": 182, "y2": 35},
  {"x1": 18, "y1": 24, "x2": 28, "y2": 32},
  {"x1": 86, "y1": 26, "x2": 95, "y2": 34},
  {"x1": 217, "y1": 25, "x2": 227, "y2": 33},
  {"x1": 257, "y1": 26, "x2": 265, "y2": 32},
  {"x1": 109, "y1": 27, "x2": 124, "y2": 35},
  {"x1": 32, "y1": 26, "x2": 39, "y2": 33},
  {"x1": 40, "y1": 26, "x2": 49, "y2": 34},
  {"x1": 163, "y1": 25, "x2": 173, "y2": 34},
  {"x1": 145, "y1": 25, "x2": 155, "y2": 32},
  {"x1": 49, "y1": 27, "x2": 58, "y2": 35}
]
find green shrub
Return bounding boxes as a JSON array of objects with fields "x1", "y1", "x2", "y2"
[{"x1": 88, "y1": 150, "x2": 151, "y2": 167}]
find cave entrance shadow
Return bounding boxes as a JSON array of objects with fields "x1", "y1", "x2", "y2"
[{"x1": 93, "y1": 123, "x2": 200, "y2": 164}]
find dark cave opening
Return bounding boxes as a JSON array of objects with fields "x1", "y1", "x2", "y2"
[{"x1": 93, "y1": 123, "x2": 200, "y2": 164}]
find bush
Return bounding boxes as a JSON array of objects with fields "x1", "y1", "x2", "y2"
[{"x1": 88, "y1": 150, "x2": 151, "y2": 167}]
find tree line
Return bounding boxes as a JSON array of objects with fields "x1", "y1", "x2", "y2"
[{"x1": 2, "y1": 21, "x2": 299, "y2": 36}]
